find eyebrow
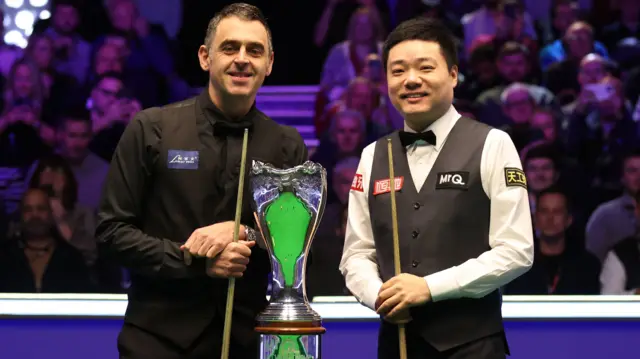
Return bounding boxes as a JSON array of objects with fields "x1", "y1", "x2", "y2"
[
  {"x1": 219, "y1": 39, "x2": 266, "y2": 51},
  {"x1": 389, "y1": 57, "x2": 437, "y2": 67}
]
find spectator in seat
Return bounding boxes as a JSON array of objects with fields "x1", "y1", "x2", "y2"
[
  {"x1": 26, "y1": 110, "x2": 109, "y2": 211},
  {"x1": 499, "y1": 83, "x2": 545, "y2": 152},
  {"x1": 319, "y1": 7, "x2": 385, "y2": 103},
  {"x1": 461, "y1": 0, "x2": 538, "y2": 56},
  {"x1": 86, "y1": 72, "x2": 141, "y2": 162},
  {"x1": 539, "y1": 21, "x2": 609, "y2": 71},
  {"x1": 311, "y1": 109, "x2": 367, "y2": 203},
  {"x1": 600, "y1": 188, "x2": 640, "y2": 295},
  {"x1": 565, "y1": 75, "x2": 639, "y2": 204},
  {"x1": 0, "y1": 188, "x2": 93, "y2": 293},
  {"x1": 98, "y1": 0, "x2": 177, "y2": 108},
  {"x1": 27, "y1": 154, "x2": 98, "y2": 268},
  {"x1": 586, "y1": 150, "x2": 640, "y2": 262},
  {"x1": 42, "y1": 0, "x2": 92, "y2": 85},
  {"x1": 599, "y1": 0, "x2": 640, "y2": 53},
  {"x1": 24, "y1": 33, "x2": 79, "y2": 121},
  {"x1": 505, "y1": 188, "x2": 601, "y2": 295},
  {"x1": 475, "y1": 41, "x2": 557, "y2": 127}
]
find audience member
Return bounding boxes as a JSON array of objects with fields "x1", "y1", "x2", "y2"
[
  {"x1": 0, "y1": 188, "x2": 93, "y2": 293},
  {"x1": 506, "y1": 188, "x2": 601, "y2": 294}
]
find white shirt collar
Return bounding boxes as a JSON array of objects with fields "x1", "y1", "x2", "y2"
[{"x1": 403, "y1": 104, "x2": 461, "y2": 152}]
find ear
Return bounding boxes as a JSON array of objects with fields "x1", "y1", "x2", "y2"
[
  {"x1": 266, "y1": 51, "x2": 275, "y2": 77},
  {"x1": 198, "y1": 45, "x2": 210, "y2": 72},
  {"x1": 450, "y1": 65, "x2": 458, "y2": 88}
]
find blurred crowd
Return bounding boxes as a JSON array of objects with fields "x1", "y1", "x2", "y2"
[{"x1": 1, "y1": 0, "x2": 640, "y2": 299}]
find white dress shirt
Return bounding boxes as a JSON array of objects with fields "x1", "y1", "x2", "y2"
[
  {"x1": 339, "y1": 105, "x2": 534, "y2": 311},
  {"x1": 600, "y1": 251, "x2": 637, "y2": 295}
]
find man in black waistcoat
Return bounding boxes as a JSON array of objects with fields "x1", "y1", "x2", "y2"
[
  {"x1": 95, "y1": 3, "x2": 307, "y2": 359},
  {"x1": 340, "y1": 17, "x2": 534, "y2": 359}
]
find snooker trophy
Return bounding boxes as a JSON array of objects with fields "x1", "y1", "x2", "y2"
[{"x1": 250, "y1": 160, "x2": 327, "y2": 359}]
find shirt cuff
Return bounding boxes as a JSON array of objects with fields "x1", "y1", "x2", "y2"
[
  {"x1": 361, "y1": 279, "x2": 383, "y2": 311},
  {"x1": 424, "y1": 269, "x2": 461, "y2": 302}
]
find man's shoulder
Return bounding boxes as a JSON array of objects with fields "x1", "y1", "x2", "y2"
[
  {"x1": 254, "y1": 110, "x2": 304, "y2": 141},
  {"x1": 592, "y1": 196, "x2": 630, "y2": 218},
  {"x1": 133, "y1": 97, "x2": 197, "y2": 125}
]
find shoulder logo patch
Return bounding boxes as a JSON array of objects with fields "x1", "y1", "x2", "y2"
[{"x1": 504, "y1": 167, "x2": 527, "y2": 188}]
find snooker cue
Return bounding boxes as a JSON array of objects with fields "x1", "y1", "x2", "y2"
[
  {"x1": 386, "y1": 138, "x2": 408, "y2": 359},
  {"x1": 220, "y1": 128, "x2": 250, "y2": 359}
]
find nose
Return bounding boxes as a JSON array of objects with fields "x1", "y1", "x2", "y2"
[
  {"x1": 234, "y1": 48, "x2": 249, "y2": 65},
  {"x1": 404, "y1": 69, "x2": 422, "y2": 89}
]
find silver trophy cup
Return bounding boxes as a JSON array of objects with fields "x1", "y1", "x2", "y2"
[{"x1": 250, "y1": 160, "x2": 327, "y2": 359}]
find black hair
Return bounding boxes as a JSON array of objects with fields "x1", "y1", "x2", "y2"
[
  {"x1": 204, "y1": 3, "x2": 273, "y2": 53},
  {"x1": 382, "y1": 17, "x2": 458, "y2": 71}
]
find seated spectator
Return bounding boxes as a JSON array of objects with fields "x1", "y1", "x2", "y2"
[
  {"x1": 475, "y1": 41, "x2": 557, "y2": 127},
  {"x1": 599, "y1": 187, "x2": 640, "y2": 295},
  {"x1": 41, "y1": 0, "x2": 92, "y2": 86},
  {"x1": 86, "y1": 72, "x2": 141, "y2": 162},
  {"x1": 537, "y1": 0, "x2": 580, "y2": 45},
  {"x1": 461, "y1": 0, "x2": 538, "y2": 56},
  {"x1": 97, "y1": 0, "x2": 180, "y2": 108},
  {"x1": 311, "y1": 109, "x2": 367, "y2": 202},
  {"x1": 1, "y1": 58, "x2": 57, "y2": 145},
  {"x1": 553, "y1": 53, "x2": 610, "y2": 108},
  {"x1": 319, "y1": 7, "x2": 384, "y2": 103},
  {"x1": 0, "y1": 188, "x2": 93, "y2": 293},
  {"x1": 565, "y1": 75, "x2": 639, "y2": 203},
  {"x1": 24, "y1": 33, "x2": 79, "y2": 117},
  {"x1": 27, "y1": 154, "x2": 98, "y2": 268},
  {"x1": 505, "y1": 188, "x2": 601, "y2": 295},
  {"x1": 26, "y1": 109, "x2": 110, "y2": 211},
  {"x1": 530, "y1": 108, "x2": 561, "y2": 145},
  {"x1": 499, "y1": 83, "x2": 545, "y2": 152},
  {"x1": 455, "y1": 42, "x2": 500, "y2": 101},
  {"x1": 586, "y1": 150, "x2": 640, "y2": 262},
  {"x1": 539, "y1": 21, "x2": 609, "y2": 71}
]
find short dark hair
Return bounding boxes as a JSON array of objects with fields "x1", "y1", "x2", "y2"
[
  {"x1": 56, "y1": 107, "x2": 91, "y2": 130},
  {"x1": 535, "y1": 185, "x2": 571, "y2": 212},
  {"x1": 204, "y1": 3, "x2": 273, "y2": 53},
  {"x1": 497, "y1": 41, "x2": 529, "y2": 60},
  {"x1": 382, "y1": 17, "x2": 458, "y2": 71},
  {"x1": 523, "y1": 142, "x2": 559, "y2": 169}
]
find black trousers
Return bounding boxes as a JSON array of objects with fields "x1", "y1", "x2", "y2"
[
  {"x1": 377, "y1": 323, "x2": 507, "y2": 359},
  {"x1": 117, "y1": 320, "x2": 258, "y2": 359}
]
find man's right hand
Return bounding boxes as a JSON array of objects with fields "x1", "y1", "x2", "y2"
[
  {"x1": 182, "y1": 221, "x2": 238, "y2": 264},
  {"x1": 206, "y1": 240, "x2": 255, "y2": 278},
  {"x1": 382, "y1": 308, "x2": 412, "y2": 325}
]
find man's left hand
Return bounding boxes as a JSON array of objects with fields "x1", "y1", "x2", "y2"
[{"x1": 375, "y1": 273, "x2": 431, "y2": 318}]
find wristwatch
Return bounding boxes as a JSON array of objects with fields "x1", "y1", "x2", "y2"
[{"x1": 244, "y1": 225, "x2": 257, "y2": 242}]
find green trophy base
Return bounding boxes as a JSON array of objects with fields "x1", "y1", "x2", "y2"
[{"x1": 257, "y1": 325, "x2": 325, "y2": 359}]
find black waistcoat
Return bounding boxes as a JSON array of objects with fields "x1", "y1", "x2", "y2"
[{"x1": 368, "y1": 117, "x2": 504, "y2": 351}]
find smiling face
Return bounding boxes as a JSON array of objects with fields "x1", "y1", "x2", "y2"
[
  {"x1": 198, "y1": 16, "x2": 273, "y2": 103},
  {"x1": 386, "y1": 40, "x2": 457, "y2": 130}
]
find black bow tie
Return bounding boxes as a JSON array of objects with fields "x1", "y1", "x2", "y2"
[{"x1": 399, "y1": 130, "x2": 436, "y2": 147}]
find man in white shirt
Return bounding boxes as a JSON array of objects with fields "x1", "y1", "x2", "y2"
[{"x1": 339, "y1": 17, "x2": 534, "y2": 358}]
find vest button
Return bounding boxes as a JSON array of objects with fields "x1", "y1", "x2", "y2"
[
  {"x1": 412, "y1": 230, "x2": 419, "y2": 238},
  {"x1": 412, "y1": 260, "x2": 420, "y2": 268},
  {"x1": 413, "y1": 202, "x2": 421, "y2": 210}
]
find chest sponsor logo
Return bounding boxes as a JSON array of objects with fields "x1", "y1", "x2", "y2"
[
  {"x1": 167, "y1": 150, "x2": 199, "y2": 170},
  {"x1": 504, "y1": 167, "x2": 527, "y2": 188},
  {"x1": 373, "y1": 177, "x2": 404, "y2": 195},
  {"x1": 435, "y1": 171, "x2": 470, "y2": 190},
  {"x1": 351, "y1": 173, "x2": 364, "y2": 192}
]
